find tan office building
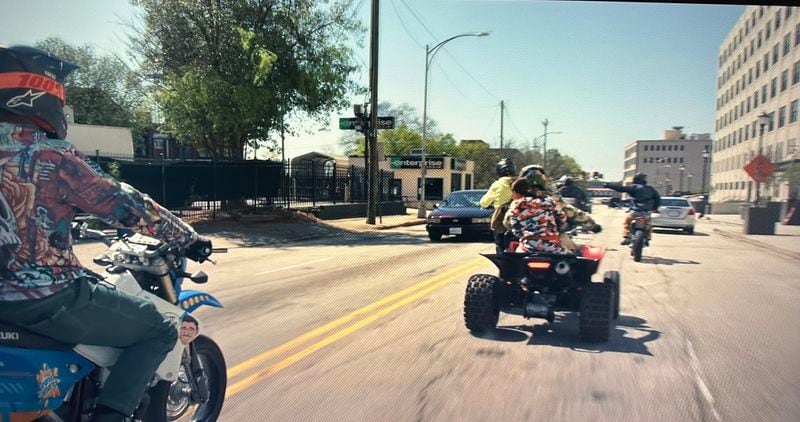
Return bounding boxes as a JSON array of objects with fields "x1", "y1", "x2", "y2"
[
  {"x1": 713, "y1": 5, "x2": 800, "y2": 209},
  {"x1": 623, "y1": 129, "x2": 713, "y2": 196}
]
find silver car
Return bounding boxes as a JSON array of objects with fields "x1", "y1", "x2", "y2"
[{"x1": 652, "y1": 197, "x2": 696, "y2": 234}]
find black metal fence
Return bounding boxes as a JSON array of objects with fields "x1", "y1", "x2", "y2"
[{"x1": 88, "y1": 152, "x2": 400, "y2": 220}]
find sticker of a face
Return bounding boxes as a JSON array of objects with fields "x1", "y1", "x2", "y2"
[{"x1": 179, "y1": 320, "x2": 199, "y2": 345}]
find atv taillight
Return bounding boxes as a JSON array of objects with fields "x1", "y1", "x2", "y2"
[{"x1": 527, "y1": 261, "x2": 551, "y2": 270}]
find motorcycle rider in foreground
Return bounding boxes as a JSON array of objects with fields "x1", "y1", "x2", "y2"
[
  {"x1": 0, "y1": 45, "x2": 212, "y2": 422},
  {"x1": 604, "y1": 173, "x2": 661, "y2": 245}
]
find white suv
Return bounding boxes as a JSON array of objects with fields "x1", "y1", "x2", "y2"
[{"x1": 652, "y1": 197, "x2": 696, "y2": 234}]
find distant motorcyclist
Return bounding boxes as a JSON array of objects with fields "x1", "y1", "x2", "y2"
[
  {"x1": 518, "y1": 165, "x2": 602, "y2": 234},
  {"x1": 0, "y1": 45, "x2": 212, "y2": 422},
  {"x1": 480, "y1": 158, "x2": 516, "y2": 253},
  {"x1": 557, "y1": 175, "x2": 588, "y2": 205},
  {"x1": 604, "y1": 173, "x2": 661, "y2": 245}
]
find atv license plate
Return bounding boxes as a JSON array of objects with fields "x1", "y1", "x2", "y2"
[{"x1": 449, "y1": 227, "x2": 462, "y2": 235}]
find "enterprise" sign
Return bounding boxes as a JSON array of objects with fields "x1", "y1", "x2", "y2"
[{"x1": 390, "y1": 156, "x2": 445, "y2": 169}]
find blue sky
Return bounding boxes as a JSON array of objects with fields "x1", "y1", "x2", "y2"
[{"x1": 0, "y1": 0, "x2": 745, "y2": 179}]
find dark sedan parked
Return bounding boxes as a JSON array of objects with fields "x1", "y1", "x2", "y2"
[{"x1": 426, "y1": 189, "x2": 492, "y2": 242}]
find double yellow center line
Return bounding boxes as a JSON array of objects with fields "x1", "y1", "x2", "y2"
[{"x1": 225, "y1": 257, "x2": 487, "y2": 397}]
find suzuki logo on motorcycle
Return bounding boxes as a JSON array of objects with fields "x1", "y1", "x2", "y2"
[{"x1": 0, "y1": 331, "x2": 20, "y2": 341}]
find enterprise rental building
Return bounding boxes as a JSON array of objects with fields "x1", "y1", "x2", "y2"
[{"x1": 348, "y1": 155, "x2": 475, "y2": 208}]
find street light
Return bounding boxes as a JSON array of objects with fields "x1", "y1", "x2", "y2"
[
  {"x1": 702, "y1": 146, "x2": 710, "y2": 209},
  {"x1": 679, "y1": 164, "x2": 685, "y2": 194},
  {"x1": 417, "y1": 31, "x2": 491, "y2": 218},
  {"x1": 687, "y1": 173, "x2": 693, "y2": 193},
  {"x1": 754, "y1": 111, "x2": 771, "y2": 205},
  {"x1": 531, "y1": 131, "x2": 562, "y2": 161}
]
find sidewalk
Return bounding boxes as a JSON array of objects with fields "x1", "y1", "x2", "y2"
[
  {"x1": 321, "y1": 208, "x2": 427, "y2": 232},
  {"x1": 700, "y1": 214, "x2": 800, "y2": 260},
  {"x1": 195, "y1": 208, "x2": 427, "y2": 248}
]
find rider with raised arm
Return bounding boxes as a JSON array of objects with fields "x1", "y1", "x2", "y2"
[
  {"x1": 0, "y1": 45, "x2": 212, "y2": 422},
  {"x1": 604, "y1": 172, "x2": 661, "y2": 245}
]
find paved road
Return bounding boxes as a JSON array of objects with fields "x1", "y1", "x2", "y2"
[{"x1": 74, "y1": 206, "x2": 800, "y2": 421}]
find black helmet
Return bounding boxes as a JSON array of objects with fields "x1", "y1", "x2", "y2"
[
  {"x1": 496, "y1": 158, "x2": 516, "y2": 177},
  {"x1": 559, "y1": 174, "x2": 574, "y2": 185},
  {"x1": 0, "y1": 45, "x2": 78, "y2": 139},
  {"x1": 633, "y1": 173, "x2": 648, "y2": 185}
]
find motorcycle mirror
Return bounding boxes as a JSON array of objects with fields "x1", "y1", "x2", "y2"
[{"x1": 190, "y1": 271, "x2": 209, "y2": 284}]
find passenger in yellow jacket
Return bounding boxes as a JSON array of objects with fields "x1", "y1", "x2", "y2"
[{"x1": 480, "y1": 158, "x2": 516, "y2": 253}]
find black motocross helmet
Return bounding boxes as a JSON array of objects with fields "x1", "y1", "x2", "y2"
[
  {"x1": 495, "y1": 158, "x2": 516, "y2": 177},
  {"x1": 0, "y1": 45, "x2": 78, "y2": 139},
  {"x1": 633, "y1": 172, "x2": 648, "y2": 185}
]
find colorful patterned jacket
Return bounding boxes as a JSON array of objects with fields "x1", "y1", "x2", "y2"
[
  {"x1": 505, "y1": 194, "x2": 569, "y2": 254},
  {"x1": 0, "y1": 122, "x2": 198, "y2": 301}
]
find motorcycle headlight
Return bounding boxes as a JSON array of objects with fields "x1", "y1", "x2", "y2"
[
  {"x1": 428, "y1": 217, "x2": 441, "y2": 224},
  {"x1": 473, "y1": 217, "x2": 491, "y2": 224}
]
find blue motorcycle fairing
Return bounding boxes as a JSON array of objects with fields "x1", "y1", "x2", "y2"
[
  {"x1": 0, "y1": 346, "x2": 94, "y2": 415},
  {"x1": 178, "y1": 290, "x2": 223, "y2": 313}
]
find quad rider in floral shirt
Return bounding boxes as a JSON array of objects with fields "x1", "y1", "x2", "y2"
[{"x1": 505, "y1": 176, "x2": 569, "y2": 254}]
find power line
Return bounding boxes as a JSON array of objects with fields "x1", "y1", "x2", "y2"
[
  {"x1": 480, "y1": 106, "x2": 499, "y2": 140},
  {"x1": 504, "y1": 104, "x2": 531, "y2": 142},
  {"x1": 398, "y1": 0, "x2": 499, "y2": 101},
  {"x1": 390, "y1": 0, "x2": 424, "y2": 49}
]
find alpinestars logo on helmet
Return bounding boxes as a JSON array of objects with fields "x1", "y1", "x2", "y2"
[{"x1": 6, "y1": 89, "x2": 45, "y2": 108}]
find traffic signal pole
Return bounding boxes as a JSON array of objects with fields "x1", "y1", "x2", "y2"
[{"x1": 367, "y1": 0, "x2": 380, "y2": 224}]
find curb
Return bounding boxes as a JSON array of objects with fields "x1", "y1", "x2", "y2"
[
  {"x1": 712, "y1": 228, "x2": 800, "y2": 261},
  {"x1": 376, "y1": 219, "x2": 427, "y2": 230}
]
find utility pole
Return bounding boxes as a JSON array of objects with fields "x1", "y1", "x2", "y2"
[
  {"x1": 542, "y1": 118, "x2": 549, "y2": 170},
  {"x1": 500, "y1": 100, "x2": 504, "y2": 150},
  {"x1": 367, "y1": 0, "x2": 380, "y2": 224}
]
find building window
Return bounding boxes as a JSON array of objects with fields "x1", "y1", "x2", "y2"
[
  {"x1": 790, "y1": 99, "x2": 799, "y2": 123},
  {"x1": 756, "y1": 60, "x2": 761, "y2": 77},
  {"x1": 775, "y1": 10, "x2": 781, "y2": 29},
  {"x1": 776, "y1": 142, "x2": 784, "y2": 162},
  {"x1": 764, "y1": 53, "x2": 769, "y2": 71},
  {"x1": 779, "y1": 106, "x2": 786, "y2": 127},
  {"x1": 758, "y1": 30, "x2": 763, "y2": 48},
  {"x1": 762, "y1": 84, "x2": 768, "y2": 103},
  {"x1": 782, "y1": 70, "x2": 789, "y2": 91},
  {"x1": 680, "y1": 145, "x2": 684, "y2": 151},
  {"x1": 772, "y1": 43, "x2": 779, "y2": 64},
  {"x1": 754, "y1": 91, "x2": 759, "y2": 107},
  {"x1": 788, "y1": 7, "x2": 793, "y2": 18},
  {"x1": 796, "y1": 23, "x2": 800, "y2": 46},
  {"x1": 793, "y1": 60, "x2": 800, "y2": 85},
  {"x1": 770, "y1": 78, "x2": 777, "y2": 98},
  {"x1": 766, "y1": 21, "x2": 771, "y2": 39},
  {"x1": 784, "y1": 33, "x2": 791, "y2": 56},
  {"x1": 680, "y1": 157, "x2": 684, "y2": 163},
  {"x1": 769, "y1": 112, "x2": 775, "y2": 131}
]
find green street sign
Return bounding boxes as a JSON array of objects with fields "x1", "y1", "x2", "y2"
[
  {"x1": 338, "y1": 116, "x2": 395, "y2": 130},
  {"x1": 339, "y1": 117, "x2": 358, "y2": 130}
]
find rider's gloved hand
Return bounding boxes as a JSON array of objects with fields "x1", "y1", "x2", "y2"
[
  {"x1": 591, "y1": 224, "x2": 602, "y2": 233},
  {"x1": 186, "y1": 236, "x2": 213, "y2": 262}
]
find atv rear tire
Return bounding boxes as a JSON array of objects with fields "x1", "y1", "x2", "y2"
[
  {"x1": 603, "y1": 270, "x2": 621, "y2": 320},
  {"x1": 579, "y1": 283, "x2": 614, "y2": 342},
  {"x1": 632, "y1": 230, "x2": 645, "y2": 262},
  {"x1": 464, "y1": 274, "x2": 500, "y2": 333}
]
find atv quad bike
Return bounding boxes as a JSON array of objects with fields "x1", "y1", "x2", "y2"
[{"x1": 463, "y1": 245, "x2": 619, "y2": 342}]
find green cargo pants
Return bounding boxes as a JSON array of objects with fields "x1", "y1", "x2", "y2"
[{"x1": 0, "y1": 277, "x2": 177, "y2": 416}]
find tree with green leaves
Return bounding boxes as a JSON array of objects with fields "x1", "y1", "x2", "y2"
[
  {"x1": 34, "y1": 37, "x2": 146, "y2": 130},
  {"x1": 130, "y1": 0, "x2": 363, "y2": 160}
]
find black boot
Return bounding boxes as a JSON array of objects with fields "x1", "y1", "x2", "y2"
[{"x1": 620, "y1": 238, "x2": 630, "y2": 245}]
